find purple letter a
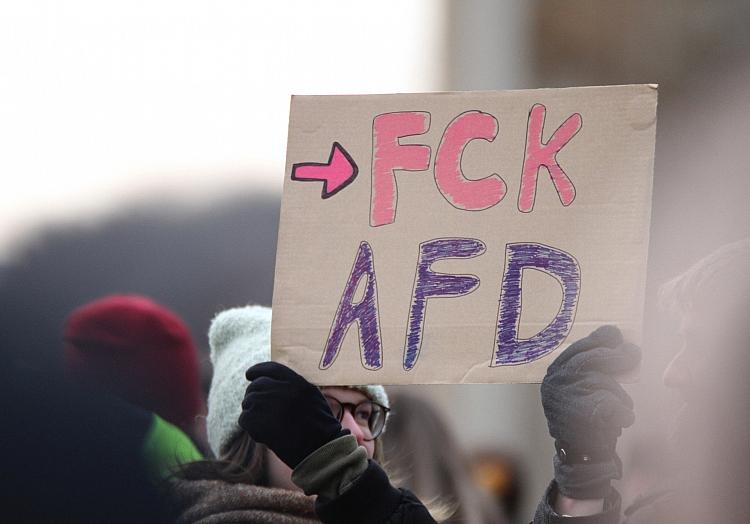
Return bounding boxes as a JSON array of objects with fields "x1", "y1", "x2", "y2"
[{"x1": 321, "y1": 241, "x2": 383, "y2": 370}]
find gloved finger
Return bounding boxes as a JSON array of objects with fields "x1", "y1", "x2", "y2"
[
  {"x1": 243, "y1": 376, "x2": 284, "y2": 394},
  {"x1": 569, "y1": 343, "x2": 641, "y2": 375},
  {"x1": 543, "y1": 369, "x2": 633, "y2": 407},
  {"x1": 592, "y1": 396, "x2": 635, "y2": 430},
  {"x1": 579, "y1": 381, "x2": 635, "y2": 427},
  {"x1": 577, "y1": 372, "x2": 635, "y2": 408},
  {"x1": 238, "y1": 411, "x2": 272, "y2": 443},
  {"x1": 238, "y1": 410, "x2": 257, "y2": 433},
  {"x1": 542, "y1": 391, "x2": 634, "y2": 444},
  {"x1": 242, "y1": 391, "x2": 279, "y2": 412},
  {"x1": 541, "y1": 380, "x2": 632, "y2": 425},
  {"x1": 245, "y1": 361, "x2": 301, "y2": 382},
  {"x1": 549, "y1": 326, "x2": 624, "y2": 369}
]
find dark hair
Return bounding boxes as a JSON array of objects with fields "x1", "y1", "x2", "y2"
[{"x1": 175, "y1": 432, "x2": 268, "y2": 486}]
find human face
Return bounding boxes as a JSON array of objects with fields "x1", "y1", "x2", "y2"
[
  {"x1": 320, "y1": 386, "x2": 376, "y2": 459},
  {"x1": 662, "y1": 315, "x2": 702, "y2": 405},
  {"x1": 661, "y1": 312, "x2": 720, "y2": 451},
  {"x1": 662, "y1": 309, "x2": 743, "y2": 406},
  {"x1": 265, "y1": 386, "x2": 378, "y2": 491}
]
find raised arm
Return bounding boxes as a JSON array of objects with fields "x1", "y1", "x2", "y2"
[{"x1": 533, "y1": 325, "x2": 640, "y2": 523}]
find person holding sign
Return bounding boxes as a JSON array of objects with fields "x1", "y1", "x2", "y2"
[
  {"x1": 170, "y1": 305, "x2": 438, "y2": 524},
  {"x1": 532, "y1": 238, "x2": 750, "y2": 523},
  {"x1": 532, "y1": 326, "x2": 640, "y2": 522}
]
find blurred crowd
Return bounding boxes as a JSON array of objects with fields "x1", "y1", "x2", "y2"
[
  {"x1": 1, "y1": 235, "x2": 748, "y2": 523},
  {"x1": 3, "y1": 2, "x2": 750, "y2": 522},
  {"x1": 0, "y1": 292, "x2": 517, "y2": 522}
]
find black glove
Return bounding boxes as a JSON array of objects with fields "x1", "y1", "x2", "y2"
[
  {"x1": 541, "y1": 325, "x2": 641, "y2": 499},
  {"x1": 239, "y1": 361, "x2": 347, "y2": 469}
]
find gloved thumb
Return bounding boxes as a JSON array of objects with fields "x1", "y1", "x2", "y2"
[{"x1": 573, "y1": 343, "x2": 641, "y2": 375}]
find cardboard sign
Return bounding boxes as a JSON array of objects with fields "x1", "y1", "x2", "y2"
[{"x1": 272, "y1": 85, "x2": 657, "y2": 384}]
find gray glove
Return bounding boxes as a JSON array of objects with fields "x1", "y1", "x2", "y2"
[{"x1": 541, "y1": 325, "x2": 641, "y2": 499}]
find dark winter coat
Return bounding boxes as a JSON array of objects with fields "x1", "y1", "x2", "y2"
[{"x1": 531, "y1": 481, "x2": 675, "y2": 524}]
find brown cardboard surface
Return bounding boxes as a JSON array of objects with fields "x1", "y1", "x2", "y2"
[{"x1": 272, "y1": 85, "x2": 657, "y2": 385}]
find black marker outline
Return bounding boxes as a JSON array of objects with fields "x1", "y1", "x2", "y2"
[{"x1": 291, "y1": 141, "x2": 359, "y2": 199}]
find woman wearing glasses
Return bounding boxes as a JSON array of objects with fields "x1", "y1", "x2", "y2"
[{"x1": 170, "y1": 305, "x2": 437, "y2": 523}]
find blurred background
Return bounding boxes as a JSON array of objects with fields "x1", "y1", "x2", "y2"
[{"x1": 2, "y1": 1, "x2": 750, "y2": 521}]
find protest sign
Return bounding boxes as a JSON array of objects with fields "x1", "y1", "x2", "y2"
[{"x1": 272, "y1": 85, "x2": 657, "y2": 384}]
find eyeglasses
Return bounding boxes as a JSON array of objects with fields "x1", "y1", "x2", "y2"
[{"x1": 324, "y1": 395, "x2": 390, "y2": 441}]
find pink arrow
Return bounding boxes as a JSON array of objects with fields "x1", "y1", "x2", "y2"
[{"x1": 291, "y1": 142, "x2": 358, "y2": 199}]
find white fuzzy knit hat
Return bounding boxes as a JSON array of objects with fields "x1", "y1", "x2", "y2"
[{"x1": 206, "y1": 305, "x2": 389, "y2": 458}]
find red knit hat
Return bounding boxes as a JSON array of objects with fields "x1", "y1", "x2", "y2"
[{"x1": 64, "y1": 295, "x2": 205, "y2": 437}]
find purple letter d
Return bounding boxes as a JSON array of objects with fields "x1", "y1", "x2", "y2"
[{"x1": 492, "y1": 242, "x2": 580, "y2": 366}]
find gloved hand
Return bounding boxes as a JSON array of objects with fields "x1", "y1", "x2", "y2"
[
  {"x1": 541, "y1": 325, "x2": 641, "y2": 499},
  {"x1": 239, "y1": 361, "x2": 347, "y2": 469}
]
